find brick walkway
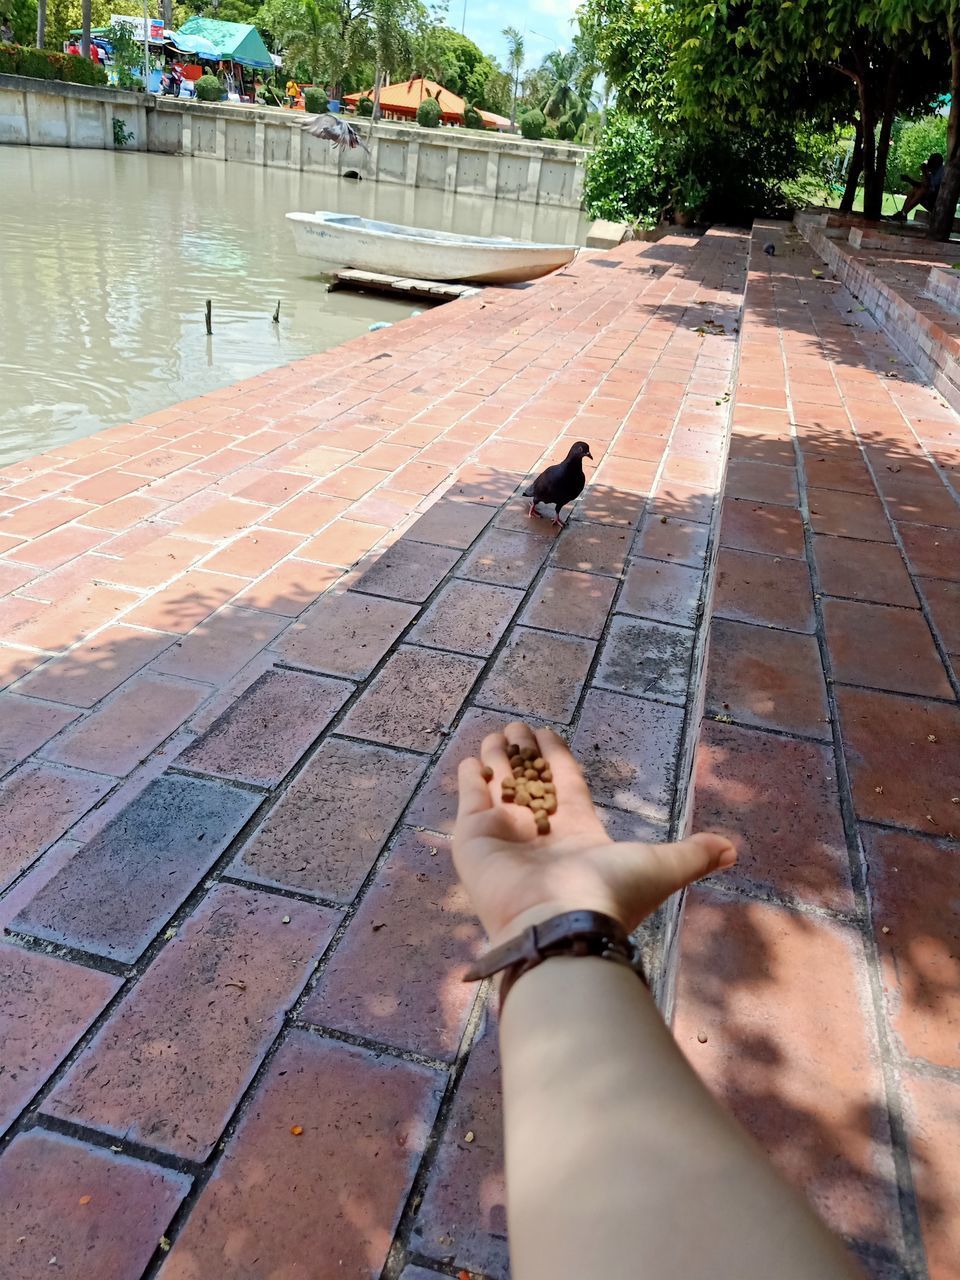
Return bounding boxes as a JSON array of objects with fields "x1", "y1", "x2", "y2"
[
  {"x1": 0, "y1": 217, "x2": 957, "y2": 1280},
  {"x1": 0, "y1": 231, "x2": 747, "y2": 1280},
  {"x1": 674, "y1": 221, "x2": 960, "y2": 1280}
]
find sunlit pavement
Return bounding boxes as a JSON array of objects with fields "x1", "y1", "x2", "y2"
[{"x1": 0, "y1": 221, "x2": 957, "y2": 1279}]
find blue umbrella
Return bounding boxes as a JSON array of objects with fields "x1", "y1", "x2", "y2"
[{"x1": 171, "y1": 32, "x2": 219, "y2": 60}]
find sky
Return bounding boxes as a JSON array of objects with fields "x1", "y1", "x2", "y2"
[{"x1": 453, "y1": 0, "x2": 582, "y2": 70}]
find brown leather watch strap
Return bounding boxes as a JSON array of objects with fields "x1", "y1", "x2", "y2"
[{"x1": 463, "y1": 910, "x2": 644, "y2": 1010}]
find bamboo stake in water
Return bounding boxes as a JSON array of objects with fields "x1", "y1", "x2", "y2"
[
  {"x1": 272, "y1": 300, "x2": 281, "y2": 324},
  {"x1": 205, "y1": 299, "x2": 212, "y2": 335}
]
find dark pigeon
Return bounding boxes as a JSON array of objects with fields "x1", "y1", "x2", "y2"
[
  {"x1": 523, "y1": 441, "x2": 593, "y2": 527},
  {"x1": 302, "y1": 113, "x2": 371, "y2": 154},
  {"x1": 763, "y1": 242, "x2": 776, "y2": 256}
]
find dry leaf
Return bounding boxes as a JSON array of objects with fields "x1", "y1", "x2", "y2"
[
  {"x1": 78, "y1": 1195, "x2": 92, "y2": 1206},
  {"x1": 290, "y1": 1125, "x2": 304, "y2": 1136}
]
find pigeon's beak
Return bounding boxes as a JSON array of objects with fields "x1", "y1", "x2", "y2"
[{"x1": 586, "y1": 450, "x2": 594, "y2": 461}]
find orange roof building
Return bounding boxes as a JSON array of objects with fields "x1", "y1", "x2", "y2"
[{"x1": 343, "y1": 77, "x2": 470, "y2": 126}]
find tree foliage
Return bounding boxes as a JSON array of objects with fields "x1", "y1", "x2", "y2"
[{"x1": 582, "y1": 0, "x2": 955, "y2": 228}]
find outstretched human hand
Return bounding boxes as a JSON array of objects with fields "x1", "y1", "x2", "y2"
[{"x1": 454, "y1": 721, "x2": 736, "y2": 947}]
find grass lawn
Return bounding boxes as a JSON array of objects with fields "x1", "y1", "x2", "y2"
[{"x1": 817, "y1": 187, "x2": 903, "y2": 216}]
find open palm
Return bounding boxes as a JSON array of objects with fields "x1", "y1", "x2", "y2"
[{"x1": 454, "y1": 722, "x2": 735, "y2": 948}]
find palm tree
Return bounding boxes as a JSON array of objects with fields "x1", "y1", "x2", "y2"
[
  {"x1": 36, "y1": 0, "x2": 46, "y2": 46},
  {"x1": 283, "y1": 0, "x2": 340, "y2": 87},
  {"x1": 502, "y1": 25, "x2": 523, "y2": 128},
  {"x1": 540, "y1": 49, "x2": 583, "y2": 123},
  {"x1": 370, "y1": 0, "x2": 410, "y2": 120}
]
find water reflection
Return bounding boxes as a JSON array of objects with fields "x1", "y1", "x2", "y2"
[{"x1": 1, "y1": 147, "x2": 588, "y2": 464}]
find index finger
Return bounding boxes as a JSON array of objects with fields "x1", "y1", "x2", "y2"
[{"x1": 533, "y1": 726, "x2": 601, "y2": 820}]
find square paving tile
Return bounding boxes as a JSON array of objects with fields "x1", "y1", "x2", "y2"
[
  {"x1": 823, "y1": 599, "x2": 953, "y2": 698},
  {"x1": 275, "y1": 589, "x2": 417, "y2": 679},
  {"x1": 521, "y1": 567, "x2": 617, "y2": 640},
  {"x1": 550, "y1": 520, "x2": 631, "y2": 576},
  {"x1": 919, "y1": 577, "x2": 960, "y2": 654},
  {"x1": 475, "y1": 627, "x2": 595, "y2": 724},
  {"x1": 571, "y1": 688, "x2": 683, "y2": 823},
  {"x1": 865, "y1": 827, "x2": 960, "y2": 1070},
  {"x1": 232, "y1": 737, "x2": 426, "y2": 900},
  {"x1": 339, "y1": 645, "x2": 483, "y2": 752},
  {"x1": 706, "y1": 618, "x2": 830, "y2": 739},
  {"x1": 593, "y1": 615, "x2": 693, "y2": 703},
  {"x1": 632, "y1": 514, "x2": 709, "y2": 567},
  {"x1": 618, "y1": 558, "x2": 702, "y2": 627},
  {"x1": 808, "y1": 488, "x2": 893, "y2": 542},
  {"x1": 813, "y1": 536, "x2": 918, "y2": 607},
  {"x1": 408, "y1": 580, "x2": 522, "y2": 656},
  {"x1": 352, "y1": 539, "x2": 460, "y2": 603},
  {"x1": 693, "y1": 721, "x2": 853, "y2": 910},
  {"x1": 721, "y1": 499, "x2": 814, "y2": 560},
  {"x1": 899, "y1": 524, "x2": 960, "y2": 581},
  {"x1": 715, "y1": 546, "x2": 815, "y2": 632},
  {"x1": 726, "y1": 459, "x2": 798, "y2": 507},
  {"x1": 457, "y1": 528, "x2": 551, "y2": 588},
  {"x1": 837, "y1": 686, "x2": 960, "y2": 833},
  {"x1": 405, "y1": 499, "x2": 495, "y2": 549}
]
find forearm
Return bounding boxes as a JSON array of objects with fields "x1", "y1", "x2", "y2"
[{"x1": 499, "y1": 957, "x2": 861, "y2": 1280}]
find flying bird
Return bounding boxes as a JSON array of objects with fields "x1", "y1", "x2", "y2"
[
  {"x1": 524, "y1": 441, "x2": 593, "y2": 527},
  {"x1": 302, "y1": 114, "x2": 371, "y2": 154}
]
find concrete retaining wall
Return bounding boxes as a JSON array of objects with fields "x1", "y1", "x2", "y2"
[{"x1": 0, "y1": 73, "x2": 586, "y2": 208}]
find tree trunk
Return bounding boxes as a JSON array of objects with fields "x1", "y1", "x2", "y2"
[
  {"x1": 858, "y1": 78, "x2": 883, "y2": 220},
  {"x1": 36, "y1": 0, "x2": 46, "y2": 47},
  {"x1": 929, "y1": 13, "x2": 960, "y2": 240},
  {"x1": 873, "y1": 61, "x2": 899, "y2": 211},
  {"x1": 840, "y1": 120, "x2": 862, "y2": 212},
  {"x1": 510, "y1": 68, "x2": 518, "y2": 127},
  {"x1": 372, "y1": 63, "x2": 382, "y2": 120},
  {"x1": 162, "y1": 0, "x2": 173, "y2": 29},
  {"x1": 81, "y1": 0, "x2": 91, "y2": 58}
]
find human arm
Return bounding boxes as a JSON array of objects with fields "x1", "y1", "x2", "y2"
[{"x1": 454, "y1": 721, "x2": 862, "y2": 1280}]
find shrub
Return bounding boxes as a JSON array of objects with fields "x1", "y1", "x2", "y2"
[
  {"x1": 585, "y1": 112, "x2": 822, "y2": 228},
  {"x1": 195, "y1": 74, "x2": 223, "y2": 102},
  {"x1": 519, "y1": 108, "x2": 545, "y2": 140},
  {"x1": 463, "y1": 102, "x2": 483, "y2": 130},
  {"x1": 556, "y1": 115, "x2": 576, "y2": 142},
  {"x1": 889, "y1": 116, "x2": 949, "y2": 193},
  {"x1": 0, "y1": 42, "x2": 106, "y2": 85},
  {"x1": 304, "y1": 86, "x2": 328, "y2": 114},
  {"x1": 417, "y1": 96, "x2": 441, "y2": 128},
  {"x1": 355, "y1": 94, "x2": 373, "y2": 116}
]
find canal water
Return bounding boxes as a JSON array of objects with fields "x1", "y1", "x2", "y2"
[{"x1": 1, "y1": 147, "x2": 588, "y2": 465}]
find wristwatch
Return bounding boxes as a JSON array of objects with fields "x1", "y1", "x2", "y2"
[{"x1": 463, "y1": 910, "x2": 646, "y2": 1009}]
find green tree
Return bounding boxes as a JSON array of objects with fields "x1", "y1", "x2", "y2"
[
  {"x1": 6, "y1": 0, "x2": 37, "y2": 43},
  {"x1": 669, "y1": 0, "x2": 945, "y2": 220},
  {"x1": 540, "y1": 49, "x2": 584, "y2": 123},
  {"x1": 279, "y1": 0, "x2": 339, "y2": 84},
  {"x1": 369, "y1": 0, "x2": 412, "y2": 117},
  {"x1": 502, "y1": 23, "x2": 523, "y2": 127}
]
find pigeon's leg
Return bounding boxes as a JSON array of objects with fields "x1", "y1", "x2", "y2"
[
  {"x1": 527, "y1": 501, "x2": 541, "y2": 519},
  {"x1": 552, "y1": 505, "x2": 565, "y2": 528}
]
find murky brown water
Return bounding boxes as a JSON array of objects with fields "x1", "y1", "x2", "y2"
[{"x1": 1, "y1": 147, "x2": 588, "y2": 464}]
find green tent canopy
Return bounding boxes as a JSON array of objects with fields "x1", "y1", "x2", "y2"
[{"x1": 173, "y1": 17, "x2": 273, "y2": 70}]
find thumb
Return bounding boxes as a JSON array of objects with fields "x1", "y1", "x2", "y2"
[{"x1": 628, "y1": 832, "x2": 737, "y2": 907}]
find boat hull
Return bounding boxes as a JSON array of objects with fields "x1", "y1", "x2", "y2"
[{"x1": 286, "y1": 212, "x2": 577, "y2": 284}]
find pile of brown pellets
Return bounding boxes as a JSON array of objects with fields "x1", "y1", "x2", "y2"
[{"x1": 486, "y1": 744, "x2": 557, "y2": 835}]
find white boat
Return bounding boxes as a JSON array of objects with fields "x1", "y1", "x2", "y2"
[{"x1": 286, "y1": 211, "x2": 578, "y2": 284}]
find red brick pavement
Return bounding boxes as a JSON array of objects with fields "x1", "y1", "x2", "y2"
[
  {"x1": 1, "y1": 218, "x2": 957, "y2": 1279},
  {"x1": 0, "y1": 230, "x2": 746, "y2": 1279},
  {"x1": 674, "y1": 221, "x2": 960, "y2": 1280}
]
